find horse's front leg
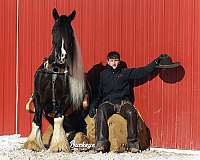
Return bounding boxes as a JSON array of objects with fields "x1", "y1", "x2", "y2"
[
  {"x1": 23, "y1": 93, "x2": 45, "y2": 151},
  {"x1": 50, "y1": 114, "x2": 71, "y2": 152}
]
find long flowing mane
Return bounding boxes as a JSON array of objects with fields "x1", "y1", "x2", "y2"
[
  {"x1": 69, "y1": 32, "x2": 85, "y2": 109},
  {"x1": 50, "y1": 9, "x2": 86, "y2": 110}
]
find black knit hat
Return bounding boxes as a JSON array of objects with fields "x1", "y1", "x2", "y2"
[{"x1": 107, "y1": 51, "x2": 120, "y2": 60}]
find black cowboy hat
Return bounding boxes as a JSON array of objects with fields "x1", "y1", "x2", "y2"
[{"x1": 156, "y1": 54, "x2": 180, "y2": 69}]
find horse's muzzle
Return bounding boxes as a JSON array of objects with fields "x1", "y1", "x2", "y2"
[{"x1": 56, "y1": 59, "x2": 65, "y2": 65}]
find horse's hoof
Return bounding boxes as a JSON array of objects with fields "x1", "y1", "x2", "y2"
[
  {"x1": 23, "y1": 140, "x2": 45, "y2": 152},
  {"x1": 73, "y1": 132, "x2": 91, "y2": 151},
  {"x1": 50, "y1": 142, "x2": 71, "y2": 152},
  {"x1": 74, "y1": 132, "x2": 88, "y2": 144}
]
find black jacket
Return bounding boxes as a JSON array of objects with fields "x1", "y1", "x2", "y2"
[{"x1": 92, "y1": 60, "x2": 158, "y2": 108}]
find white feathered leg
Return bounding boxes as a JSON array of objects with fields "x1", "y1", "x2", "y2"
[
  {"x1": 23, "y1": 122, "x2": 45, "y2": 151},
  {"x1": 50, "y1": 116, "x2": 71, "y2": 152}
]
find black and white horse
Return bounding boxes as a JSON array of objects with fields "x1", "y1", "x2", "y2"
[{"x1": 24, "y1": 8, "x2": 86, "y2": 152}]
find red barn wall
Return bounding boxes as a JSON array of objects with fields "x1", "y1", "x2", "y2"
[
  {"x1": 0, "y1": 0, "x2": 17, "y2": 135},
  {"x1": 1, "y1": 0, "x2": 200, "y2": 150}
]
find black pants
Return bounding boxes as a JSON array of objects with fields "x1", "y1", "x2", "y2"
[{"x1": 95, "y1": 101, "x2": 138, "y2": 148}]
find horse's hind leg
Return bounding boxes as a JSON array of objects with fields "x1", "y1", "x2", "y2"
[
  {"x1": 23, "y1": 93, "x2": 45, "y2": 151},
  {"x1": 50, "y1": 115, "x2": 71, "y2": 152}
]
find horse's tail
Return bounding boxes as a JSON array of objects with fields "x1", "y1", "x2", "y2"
[{"x1": 69, "y1": 32, "x2": 85, "y2": 109}]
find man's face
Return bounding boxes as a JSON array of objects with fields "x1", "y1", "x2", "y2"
[{"x1": 107, "y1": 58, "x2": 120, "y2": 69}]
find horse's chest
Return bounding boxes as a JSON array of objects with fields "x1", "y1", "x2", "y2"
[{"x1": 40, "y1": 75, "x2": 69, "y2": 102}]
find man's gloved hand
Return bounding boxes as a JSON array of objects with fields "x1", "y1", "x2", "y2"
[
  {"x1": 155, "y1": 54, "x2": 169, "y2": 65},
  {"x1": 89, "y1": 106, "x2": 96, "y2": 118},
  {"x1": 88, "y1": 100, "x2": 98, "y2": 118}
]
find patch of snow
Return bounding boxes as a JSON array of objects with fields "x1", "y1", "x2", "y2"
[
  {"x1": 0, "y1": 134, "x2": 199, "y2": 160},
  {"x1": 152, "y1": 147, "x2": 200, "y2": 155}
]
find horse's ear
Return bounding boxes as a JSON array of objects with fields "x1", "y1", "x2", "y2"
[
  {"x1": 68, "y1": 10, "x2": 76, "y2": 22},
  {"x1": 52, "y1": 8, "x2": 59, "y2": 20}
]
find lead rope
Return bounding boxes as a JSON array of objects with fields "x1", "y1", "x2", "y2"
[{"x1": 52, "y1": 73, "x2": 57, "y2": 114}]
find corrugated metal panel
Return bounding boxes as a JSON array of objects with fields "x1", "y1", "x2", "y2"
[
  {"x1": 192, "y1": 0, "x2": 200, "y2": 149},
  {"x1": 0, "y1": 0, "x2": 17, "y2": 135},
  {"x1": 15, "y1": 0, "x2": 200, "y2": 150},
  {"x1": 18, "y1": 0, "x2": 57, "y2": 136}
]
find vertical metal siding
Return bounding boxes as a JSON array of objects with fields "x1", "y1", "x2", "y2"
[
  {"x1": 18, "y1": 0, "x2": 57, "y2": 136},
  {"x1": 0, "y1": 0, "x2": 198, "y2": 150},
  {"x1": 60, "y1": 0, "x2": 199, "y2": 150},
  {"x1": 0, "y1": 0, "x2": 17, "y2": 135}
]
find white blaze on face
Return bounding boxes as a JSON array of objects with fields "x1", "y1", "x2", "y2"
[{"x1": 61, "y1": 38, "x2": 67, "y2": 63}]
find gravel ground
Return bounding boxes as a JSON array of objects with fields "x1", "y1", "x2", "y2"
[{"x1": 0, "y1": 135, "x2": 200, "y2": 160}]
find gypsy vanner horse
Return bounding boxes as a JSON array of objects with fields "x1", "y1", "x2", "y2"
[{"x1": 24, "y1": 8, "x2": 87, "y2": 152}]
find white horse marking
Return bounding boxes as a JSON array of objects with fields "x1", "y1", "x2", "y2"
[
  {"x1": 61, "y1": 38, "x2": 67, "y2": 63},
  {"x1": 50, "y1": 116, "x2": 70, "y2": 152},
  {"x1": 27, "y1": 122, "x2": 45, "y2": 149}
]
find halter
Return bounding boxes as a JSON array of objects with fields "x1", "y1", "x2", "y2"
[{"x1": 41, "y1": 37, "x2": 73, "y2": 75}]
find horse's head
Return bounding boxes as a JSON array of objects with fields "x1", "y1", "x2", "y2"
[
  {"x1": 49, "y1": 8, "x2": 85, "y2": 109},
  {"x1": 51, "y1": 8, "x2": 76, "y2": 65}
]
